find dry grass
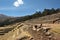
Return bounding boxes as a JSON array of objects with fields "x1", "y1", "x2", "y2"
[{"x1": 0, "y1": 23, "x2": 60, "y2": 40}]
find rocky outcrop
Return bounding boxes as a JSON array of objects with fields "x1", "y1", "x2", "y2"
[
  {"x1": 0, "y1": 23, "x2": 57, "y2": 40},
  {"x1": 27, "y1": 24, "x2": 56, "y2": 40}
]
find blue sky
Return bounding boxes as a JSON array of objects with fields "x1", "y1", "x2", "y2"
[{"x1": 0, "y1": 0, "x2": 60, "y2": 17}]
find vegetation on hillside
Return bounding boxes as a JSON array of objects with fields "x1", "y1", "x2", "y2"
[{"x1": 0, "y1": 8, "x2": 60, "y2": 26}]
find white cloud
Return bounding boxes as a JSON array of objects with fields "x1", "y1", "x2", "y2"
[{"x1": 13, "y1": 0, "x2": 24, "y2": 7}]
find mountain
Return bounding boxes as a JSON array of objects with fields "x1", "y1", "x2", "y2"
[{"x1": 0, "y1": 14, "x2": 11, "y2": 22}]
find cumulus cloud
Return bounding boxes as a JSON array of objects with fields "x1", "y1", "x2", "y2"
[{"x1": 13, "y1": 0, "x2": 24, "y2": 7}]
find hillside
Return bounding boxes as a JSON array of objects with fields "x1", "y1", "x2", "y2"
[
  {"x1": 25, "y1": 13, "x2": 60, "y2": 24},
  {"x1": 0, "y1": 13, "x2": 60, "y2": 40},
  {"x1": 0, "y1": 14, "x2": 10, "y2": 22},
  {"x1": 0, "y1": 9, "x2": 60, "y2": 40},
  {"x1": 0, "y1": 23, "x2": 60, "y2": 40}
]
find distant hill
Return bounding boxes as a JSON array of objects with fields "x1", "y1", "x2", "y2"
[
  {"x1": 0, "y1": 14, "x2": 15, "y2": 26},
  {"x1": 0, "y1": 14, "x2": 25, "y2": 26},
  {"x1": 0, "y1": 14, "x2": 11, "y2": 22}
]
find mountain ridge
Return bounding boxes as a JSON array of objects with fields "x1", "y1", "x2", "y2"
[{"x1": 25, "y1": 13, "x2": 60, "y2": 24}]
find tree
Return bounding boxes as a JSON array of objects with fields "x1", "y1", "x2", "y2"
[
  {"x1": 50, "y1": 8, "x2": 56, "y2": 14},
  {"x1": 56, "y1": 8, "x2": 60, "y2": 13},
  {"x1": 32, "y1": 11, "x2": 41, "y2": 18},
  {"x1": 42, "y1": 9, "x2": 51, "y2": 16}
]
